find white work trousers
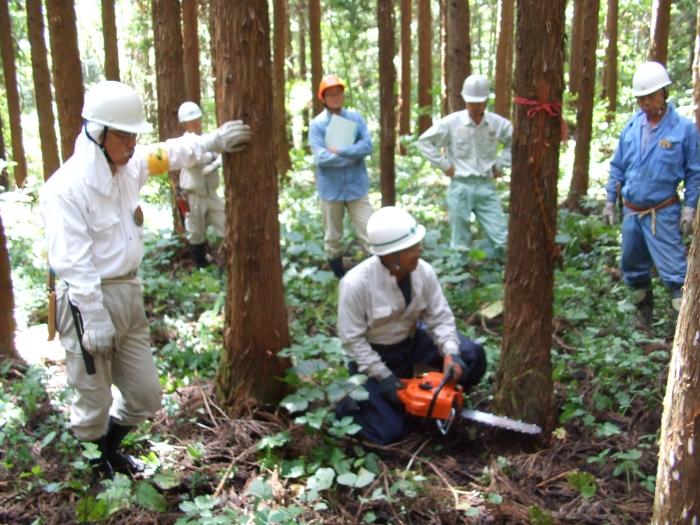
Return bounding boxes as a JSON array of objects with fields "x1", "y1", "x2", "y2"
[
  {"x1": 321, "y1": 195, "x2": 373, "y2": 259},
  {"x1": 185, "y1": 192, "x2": 225, "y2": 245},
  {"x1": 56, "y1": 280, "x2": 162, "y2": 441}
]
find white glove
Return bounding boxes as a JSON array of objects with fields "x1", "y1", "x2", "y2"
[
  {"x1": 602, "y1": 201, "x2": 616, "y2": 226},
  {"x1": 201, "y1": 120, "x2": 252, "y2": 153},
  {"x1": 81, "y1": 308, "x2": 116, "y2": 356},
  {"x1": 196, "y1": 151, "x2": 217, "y2": 167},
  {"x1": 680, "y1": 206, "x2": 695, "y2": 235},
  {"x1": 202, "y1": 155, "x2": 222, "y2": 176}
]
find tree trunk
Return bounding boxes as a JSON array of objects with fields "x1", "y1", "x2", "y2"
[
  {"x1": 652, "y1": 227, "x2": 700, "y2": 520},
  {"x1": 152, "y1": 0, "x2": 187, "y2": 236},
  {"x1": 649, "y1": 0, "x2": 671, "y2": 64},
  {"x1": 0, "y1": 212, "x2": 17, "y2": 358},
  {"x1": 417, "y1": 0, "x2": 432, "y2": 134},
  {"x1": 494, "y1": 0, "x2": 565, "y2": 434},
  {"x1": 399, "y1": 0, "x2": 411, "y2": 154},
  {"x1": 0, "y1": 115, "x2": 7, "y2": 190},
  {"x1": 602, "y1": 0, "x2": 618, "y2": 121},
  {"x1": 494, "y1": 0, "x2": 515, "y2": 118},
  {"x1": 377, "y1": 0, "x2": 396, "y2": 206},
  {"x1": 568, "y1": 0, "x2": 584, "y2": 95},
  {"x1": 211, "y1": 0, "x2": 291, "y2": 413},
  {"x1": 27, "y1": 0, "x2": 60, "y2": 181},
  {"x1": 565, "y1": 0, "x2": 599, "y2": 211},
  {"x1": 102, "y1": 0, "x2": 120, "y2": 81},
  {"x1": 309, "y1": 0, "x2": 323, "y2": 116},
  {"x1": 182, "y1": 0, "x2": 200, "y2": 105},
  {"x1": 439, "y1": 0, "x2": 447, "y2": 117},
  {"x1": 296, "y1": 0, "x2": 310, "y2": 148},
  {"x1": 445, "y1": 0, "x2": 470, "y2": 116},
  {"x1": 0, "y1": 0, "x2": 28, "y2": 187},
  {"x1": 273, "y1": 0, "x2": 292, "y2": 175},
  {"x1": 46, "y1": 0, "x2": 84, "y2": 161},
  {"x1": 694, "y1": 0, "x2": 700, "y2": 130}
]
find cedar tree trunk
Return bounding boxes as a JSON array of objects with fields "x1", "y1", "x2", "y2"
[
  {"x1": 182, "y1": 0, "x2": 200, "y2": 105},
  {"x1": 417, "y1": 0, "x2": 432, "y2": 133},
  {"x1": 273, "y1": 0, "x2": 292, "y2": 175},
  {"x1": 399, "y1": 0, "x2": 411, "y2": 154},
  {"x1": 0, "y1": 212, "x2": 17, "y2": 358},
  {"x1": 102, "y1": 0, "x2": 120, "y2": 81},
  {"x1": 649, "y1": 0, "x2": 671, "y2": 64},
  {"x1": 494, "y1": 0, "x2": 514, "y2": 119},
  {"x1": 309, "y1": 0, "x2": 323, "y2": 116},
  {"x1": 377, "y1": 0, "x2": 396, "y2": 206},
  {"x1": 445, "y1": 0, "x2": 470, "y2": 116},
  {"x1": 602, "y1": 0, "x2": 618, "y2": 121},
  {"x1": 568, "y1": 0, "x2": 584, "y2": 95}
]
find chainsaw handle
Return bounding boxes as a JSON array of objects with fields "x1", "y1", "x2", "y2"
[{"x1": 426, "y1": 367, "x2": 454, "y2": 419}]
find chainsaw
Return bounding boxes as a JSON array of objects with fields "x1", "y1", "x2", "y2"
[{"x1": 397, "y1": 369, "x2": 542, "y2": 436}]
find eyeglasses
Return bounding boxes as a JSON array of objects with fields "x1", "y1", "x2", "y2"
[{"x1": 110, "y1": 129, "x2": 137, "y2": 142}]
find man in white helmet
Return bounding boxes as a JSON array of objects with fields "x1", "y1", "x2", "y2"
[
  {"x1": 337, "y1": 206, "x2": 486, "y2": 444},
  {"x1": 39, "y1": 80, "x2": 251, "y2": 479},
  {"x1": 416, "y1": 74, "x2": 512, "y2": 256},
  {"x1": 177, "y1": 101, "x2": 225, "y2": 267},
  {"x1": 602, "y1": 61, "x2": 700, "y2": 328}
]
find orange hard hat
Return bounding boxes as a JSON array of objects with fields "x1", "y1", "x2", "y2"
[{"x1": 317, "y1": 74, "x2": 346, "y2": 100}]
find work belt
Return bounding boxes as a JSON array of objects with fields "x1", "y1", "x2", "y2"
[
  {"x1": 101, "y1": 271, "x2": 139, "y2": 284},
  {"x1": 624, "y1": 194, "x2": 679, "y2": 236}
]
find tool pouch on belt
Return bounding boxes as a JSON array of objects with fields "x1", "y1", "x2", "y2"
[{"x1": 176, "y1": 188, "x2": 189, "y2": 226}]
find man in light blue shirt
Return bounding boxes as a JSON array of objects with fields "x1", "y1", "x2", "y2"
[{"x1": 309, "y1": 74, "x2": 374, "y2": 278}]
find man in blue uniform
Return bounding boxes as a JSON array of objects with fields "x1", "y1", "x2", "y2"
[{"x1": 603, "y1": 61, "x2": 700, "y2": 327}]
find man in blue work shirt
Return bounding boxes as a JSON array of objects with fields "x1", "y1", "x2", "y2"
[
  {"x1": 603, "y1": 61, "x2": 700, "y2": 328},
  {"x1": 309, "y1": 74, "x2": 374, "y2": 278}
]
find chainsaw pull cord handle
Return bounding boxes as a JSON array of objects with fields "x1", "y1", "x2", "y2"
[{"x1": 426, "y1": 366, "x2": 455, "y2": 420}]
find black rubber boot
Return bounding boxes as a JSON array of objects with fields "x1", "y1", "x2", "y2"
[
  {"x1": 190, "y1": 243, "x2": 208, "y2": 268},
  {"x1": 631, "y1": 285, "x2": 653, "y2": 330},
  {"x1": 88, "y1": 436, "x2": 114, "y2": 481},
  {"x1": 104, "y1": 418, "x2": 145, "y2": 475},
  {"x1": 328, "y1": 257, "x2": 346, "y2": 278}
]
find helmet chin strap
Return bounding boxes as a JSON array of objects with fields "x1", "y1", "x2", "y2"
[{"x1": 84, "y1": 122, "x2": 114, "y2": 165}]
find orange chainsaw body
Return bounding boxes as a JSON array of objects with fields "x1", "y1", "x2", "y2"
[{"x1": 398, "y1": 371, "x2": 464, "y2": 420}]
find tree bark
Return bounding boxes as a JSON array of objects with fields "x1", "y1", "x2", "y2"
[
  {"x1": 0, "y1": 115, "x2": 7, "y2": 190},
  {"x1": 494, "y1": 0, "x2": 515, "y2": 118},
  {"x1": 0, "y1": 0, "x2": 28, "y2": 187},
  {"x1": 652, "y1": 224, "x2": 700, "y2": 520},
  {"x1": 649, "y1": 0, "x2": 671, "y2": 64},
  {"x1": 0, "y1": 211, "x2": 17, "y2": 358},
  {"x1": 296, "y1": 0, "x2": 310, "y2": 147},
  {"x1": 445, "y1": 0, "x2": 470, "y2": 116},
  {"x1": 568, "y1": 0, "x2": 584, "y2": 96},
  {"x1": 417, "y1": 0, "x2": 432, "y2": 134},
  {"x1": 46, "y1": 0, "x2": 84, "y2": 161},
  {"x1": 377, "y1": 0, "x2": 396, "y2": 206},
  {"x1": 565, "y1": 0, "x2": 599, "y2": 211},
  {"x1": 494, "y1": 0, "x2": 565, "y2": 434},
  {"x1": 399, "y1": 0, "x2": 411, "y2": 154},
  {"x1": 102, "y1": 0, "x2": 120, "y2": 81},
  {"x1": 694, "y1": 0, "x2": 700, "y2": 130},
  {"x1": 602, "y1": 0, "x2": 618, "y2": 121},
  {"x1": 27, "y1": 0, "x2": 60, "y2": 180},
  {"x1": 182, "y1": 0, "x2": 200, "y2": 105},
  {"x1": 309, "y1": 0, "x2": 323, "y2": 116},
  {"x1": 273, "y1": 0, "x2": 292, "y2": 175},
  {"x1": 211, "y1": 0, "x2": 291, "y2": 413},
  {"x1": 152, "y1": 0, "x2": 187, "y2": 236}
]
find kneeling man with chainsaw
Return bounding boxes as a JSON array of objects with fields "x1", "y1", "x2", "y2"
[{"x1": 337, "y1": 206, "x2": 487, "y2": 444}]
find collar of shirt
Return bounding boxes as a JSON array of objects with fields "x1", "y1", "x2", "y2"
[{"x1": 73, "y1": 131, "x2": 115, "y2": 196}]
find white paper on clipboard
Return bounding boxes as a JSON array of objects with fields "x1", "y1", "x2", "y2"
[{"x1": 325, "y1": 114, "x2": 357, "y2": 150}]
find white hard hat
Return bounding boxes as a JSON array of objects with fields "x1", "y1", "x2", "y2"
[
  {"x1": 82, "y1": 81, "x2": 152, "y2": 134},
  {"x1": 178, "y1": 101, "x2": 202, "y2": 123},
  {"x1": 367, "y1": 206, "x2": 426, "y2": 256},
  {"x1": 632, "y1": 61, "x2": 671, "y2": 97},
  {"x1": 461, "y1": 74, "x2": 490, "y2": 103}
]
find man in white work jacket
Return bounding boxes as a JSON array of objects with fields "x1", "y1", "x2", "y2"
[{"x1": 40, "y1": 81, "x2": 251, "y2": 478}]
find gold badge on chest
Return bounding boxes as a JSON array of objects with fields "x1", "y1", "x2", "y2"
[
  {"x1": 659, "y1": 139, "x2": 672, "y2": 149},
  {"x1": 133, "y1": 205, "x2": 144, "y2": 227}
]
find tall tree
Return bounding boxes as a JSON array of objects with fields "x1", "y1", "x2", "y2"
[
  {"x1": 27, "y1": 0, "x2": 60, "y2": 180},
  {"x1": 694, "y1": 0, "x2": 700, "y2": 129},
  {"x1": 0, "y1": 211, "x2": 17, "y2": 358},
  {"x1": 0, "y1": 116, "x2": 7, "y2": 190},
  {"x1": 417, "y1": 0, "x2": 432, "y2": 133},
  {"x1": 601, "y1": 0, "x2": 618, "y2": 121},
  {"x1": 494, "y1": 0, "x2": 515, "y2": 118},
  {"x1": 102, "y1": 0, "x2": 120, "y2": 81},
  {"x1": 399, "y1": 0, "x2": 411, "y2": 154},
  {"x1": 309, "y1": 0, "x2": 322, "y2": 116},
  {"x1": 152, "y1": 0, "x2": 187, "y2": 235},
  {"x1": 377, "y1": 0, "x2": 396, "y2": 206},
  {"x1": 296, "y1": 0, "x2": 310, "y2": 146},
  {"x1": 565, "y1": 0, "x2": 600, "y2": 211},
  {"x1": 494, "y1": 0, "x2": 565, "y2": 433},
  {"x1": 0, "y1": 0, "x2": 28, "y2": 187},
  {"x1": 652, "y1": 226, "x2": 700, "y2": 520},
  {"x1": 273, "y1": 0, "x2": 292, "y2": 175},
  {"x1": 649, "y1": 0, "x2": 671, "y2": 64},
  {"x1": 181, "y1": 0, "x2": 200, "y2": 104},
  {"x1": 568, "y1": 0, "x2": 584, "y2": 95},
  {"x1": 211, "y1": 0, "x2": 291, "y2": 412},
  {"x1": 445, "y1": 0, "x2": 470, "y2": 116},
  {"x1": 46, "y1": 0, "x2": 84, "y2": 161}
]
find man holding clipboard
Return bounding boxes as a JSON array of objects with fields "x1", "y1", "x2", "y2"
[{"x1": 309, "y1": 75, "x2": 374, "y2": 278}]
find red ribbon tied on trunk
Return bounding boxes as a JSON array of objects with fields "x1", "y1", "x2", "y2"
[{"x1": 514, "y1": 96, "x2": 568, "y2": 141}]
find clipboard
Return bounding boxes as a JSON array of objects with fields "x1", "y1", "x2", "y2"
[{"x1": 325, "y1": 114, "x2": 357, "y2": 150}]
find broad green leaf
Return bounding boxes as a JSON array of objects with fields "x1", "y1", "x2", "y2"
[
  {"x1": 336, "y1": 472, "x2": 357, "y2": 486},
  {"x1": 134, "y1": 481, "x2": 167, "y2": 512},
  {"x1": 246, "y1": 477, "x2": 274, "y2": 500},
  {"x1": 306, "y1": 467, "x2": 335, "y2": 492},
  {"x1": 153, "y1": 469, "x2": 182, "y2": 490}
]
